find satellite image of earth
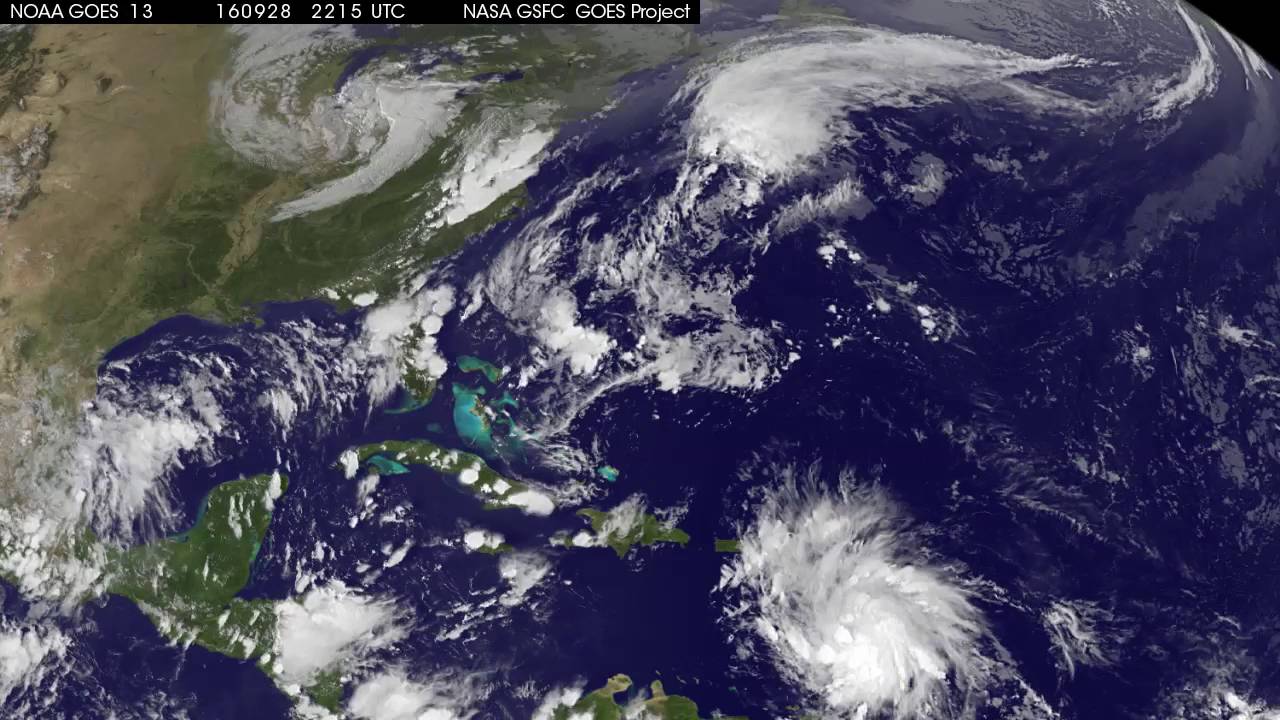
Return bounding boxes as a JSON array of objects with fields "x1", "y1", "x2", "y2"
[{"x1": 3, "y1": 2, "x2": 1280, "y2": 718}]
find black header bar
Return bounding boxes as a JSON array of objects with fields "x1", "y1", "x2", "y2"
[{"x1": 5, "y1": 0, "x2": 699, "y2": 24}]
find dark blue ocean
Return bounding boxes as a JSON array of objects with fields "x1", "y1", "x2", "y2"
[{"x1": 6, "y1": 4, "x2": 1280, "y2": 718}]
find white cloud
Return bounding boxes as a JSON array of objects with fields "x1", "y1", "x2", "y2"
[
  {"x1": 498, "y1": 552, "x2": 551, "y2": 608},
  {"x1": 1, "y1": 296, "x2": 424, "y2": 605},
  {"x1": 1043, "y1": 600, "x2": 1123, "y2": 679},
  {"x1": 506, "y1": 489, "x2": 556, "y2": 517},
  {"x1": 1143, "y1": 4, "x2": 1219, "y2": 121},
  {"x1": 0, "y1": 619, "x2": 70, "y2": 708},
  {"x1": 478, "y1": 19, "x2": 1212, "y2": 448},
  {"x1": 1221, "y1": 691, "x2": 1280, "y2": 720},
  {"x1": 214, "y1": 27, "x2": 470, "y2": 220},
  {"x1": 588, "y1": 495, "x2": 645, "y2": 544},
  {"x1": 73, "y1": 367, "x2": 229, "y2": 534},
  {"x1": 340, "y1": 449, "x2": 360, "y2": 479},
  {"x1": 462, "y1": 528, "x2": 505, "y2": 552},
  {"x1": 1218, "y1": 316, "x2": 1261, "y2": 348},
  {"x1": 478, "y1": 151, "x2": 784, "y2": 437},
  {"x1": 536, "y1": 291, "x2": 614, "y2": 377},
  {"x1": 359, "y1": 285, "x2": 456, "y2": 404},
  {"x1": 532, "y1": 685, "x2": 585, "y2": 720},
  {"x1": 212, "y1": 26, "x2": 361, "y2": 171},
  {"x1": 773, "y1": 177, "x2": 872, "y2": 235},
  {"x1": 58, "y1": 290, "x2": 447, "y2": 544},
  {"x1": 1214, "y1": 21, "x2": 1272, "y2": 88},
  {"x1": 718, "y1": 468, "x2": 984, "y2": 719},
  {"x1": 273, "y1": 582, "x2": 407, "y2": 685},
  {"x1": 347, "y1": 671, "x2": 478, "y2": 720},
  {"x1": 901, "y1": 154, "x2": 949, "y2": 206},
  {"x1": 681, "y1": 26, "x2": 1094, "y2": 179},
  {"x1": 435, "y1": 110, "x2": 556, "y2": 227},
  {"x1": 273, "y1": 76, "x2": 466, "y2": 220}
]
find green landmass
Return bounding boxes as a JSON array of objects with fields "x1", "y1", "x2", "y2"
[
  {"x1": 1, "y1": 25, "x2": 241, "y2": 443},
  {"x1": 714, "y1": 539, "x2": 742, "y2": 553},
  {"x1": 548, "y1": 674, "x2": 746, "y2": 720},
  {"x1": 1, "y1": 24, "x2": 701, "y2": 513},
  {"x1": 397, "y1": 327, "x2": 443, "y2": 407},
  {"x1": 385, "y1": 390, "x2": 433, "y2": 415},
  {"x1": 474, "y1": 542, "x2": 515, "y2": 555},
  {"x1": 648, "y1": 680, "x2": 746, "y2": 720},
  {"x1": 0, "y1": 25, "x2": 722, "y2": 718},
  {"x1": 1, "y1": 473, "x2": 288, "y2": 666},
  {"x1": 215, "y1": 24, "x2": 701, "y2": 312},
  {"x1": 304, "y1": 667, "x2": 345, "y2": 714},
  {"x1": 571, "y1": 505, "x2": 690, "y2": 558},
  {"x1": 104, "y1": 472, "x2": 286, "y2": 661},
  {"x1": 350, "y1": 439, "x2": 533, "y2": 510},
  {"x1": 101, "y1": 472, "x2": 346, "y2": 713}
]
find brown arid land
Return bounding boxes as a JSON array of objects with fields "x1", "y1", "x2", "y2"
[{"x1": 0, "y1": 25, "x2": 230, "y2": 499}]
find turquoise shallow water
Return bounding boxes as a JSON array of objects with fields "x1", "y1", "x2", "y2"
[
  {"x1": 367, "y1": 455, "x2": 411, "y2": 475},
  {"x1": 451, "y1": 382, "x2": 493, "y2": 452},
  {"x1": 457, "y1": 355, "x2": 504, "y2": 384}
]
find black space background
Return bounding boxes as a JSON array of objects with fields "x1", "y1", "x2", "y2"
[{"x1": 1186, "y1": 2, "x2": 1280, "y2": 67}]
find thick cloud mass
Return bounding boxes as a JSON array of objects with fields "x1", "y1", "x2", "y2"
[{"x1": 720, "y1": 472, "x2": 984, "y2": 719}]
